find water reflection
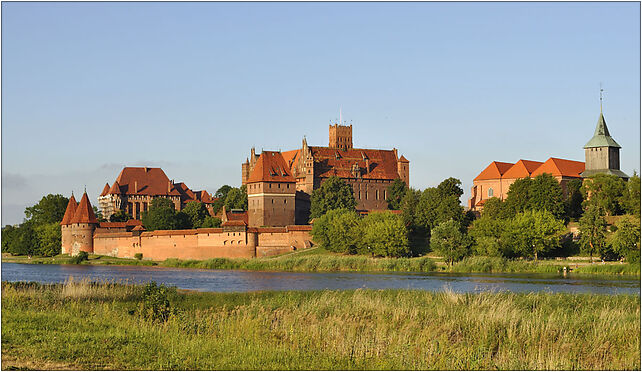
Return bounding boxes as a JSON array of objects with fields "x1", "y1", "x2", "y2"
[{"x1": 1, "y1": 262, "x2": 639, "y2": 295}]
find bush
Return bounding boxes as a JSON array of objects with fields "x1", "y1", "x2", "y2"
[
  {"x1": 134, "y1": 253, "x2": 143, "y2": 260},
  {"x1": 68, "y1": 251, "x2": 89, "y2": 264},
  {"x1": 137, "y1": 282, "x2": 176, "y2": 323}
]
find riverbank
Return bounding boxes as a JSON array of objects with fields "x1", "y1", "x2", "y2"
[
  {"x1": 2, "y1": 280, "x2": 639, "y2": 370},
  {"x1": 2, "y1": 251, "x2": 639, "y2": 276}
]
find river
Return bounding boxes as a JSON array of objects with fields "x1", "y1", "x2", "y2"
[{"x1": 1, "y1": 262, "x2": 639, "y2": 294}]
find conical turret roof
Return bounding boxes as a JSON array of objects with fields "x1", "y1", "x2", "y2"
[
  {"x1": 60, "y1": 194, "x2": 78, "y2": 225},
  {"x1": 100, "y1": 183, "x2": 111, "y2": 196},
  {"x1": 70, "y1": 192, "x2": 98, "y2": 224},
  {"x1": 584, "y1": 112, "x2": 621, "y2": 149},
  {"x1": 108, "y1": 181, "x2": 121, "y2": 195}
]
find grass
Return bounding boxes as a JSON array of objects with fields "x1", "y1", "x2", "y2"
[{"x1": 1, "y1": 280, "x2": 639, "y2": 370}]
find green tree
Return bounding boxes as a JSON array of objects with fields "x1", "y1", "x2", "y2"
[
  {"x1": 415, "y1": 188, "x2": 466, "y2": 234},
  {"x1": 582, "y1": 174, "x2": 626, "y2": 216},
  {"x1": 504, "y1": 177, "x2": 533, "y2": 215},
  {"x1": 620, "y1": 173, "x2": 641, "y2": 216},
  {"x1": 183, "y1": 201, "x2": 210, "y2": 228},
  {"x1": 358, "y1": 212, "x2": 410, "y2": 257},
  {"x1": 224, "y1": 185, "x2": 248, "y2": 211},
  {"x1": 1, "y1": 225, "x2": 19, "y2": 253},
  {"x1": 310, "y1": 176, "x2": 357, "y2": 219},
  {"x1": 110, "y1": 210, "x2": 132, "y2": 222},
  {"x1": 93, "y1": 206, "x2": 106, "y2": 222},
  {"x1": 608, "y1": 215, "x2": 641, "y2": 263},
  {"x1": 565, "y1": 178, "x2": 584, "y2": 220},
  {"x1": 201, "y1": 216, "x2": 222, "y2": 228},
  {"x1": 579, "y1": 204, "x2": 607, "y2": 263},
  {"x1": 386, "y1": 178, "x2": 407, "y2": 210},
  {"x1": 529, "y1": 174, "x2": 565, "y2": 219},
  {"x1": 481, "y1": 197, "x2": 511, "y2": 220},
  {"x1": 24, "y1": 194, "x2": 69, "y2": 224},
  {"x1": 142, "y1": 198, "x2": 184, "y2": 231},
  {"x1": 507, "y1": 210, "x2": 565, "y2": 261},
  {"x1": 437, "y1": 177, "x2": 464, "y2": 198},
  {"x1": 430, "y1": 220, "x2": 471, "y2": 265},
  {"x1": 35, "y1": 222, "x2": 62, "y2": 256},
  {"x1": 4, "y1": 222, "x2": 38, "y2": 256},
  {"x1": 469, "y1": 216, "x2": 509, "y2": 257},
  {"x1": 215, "y1": 185, "x2": 233, "y2": 199},
  {"x1": 311, "y1": 209, "x2": 360, "y2": 253}
]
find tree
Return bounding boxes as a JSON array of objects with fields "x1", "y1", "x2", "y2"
[
  {"x1": 3, "y1": 222, "x2": 38, "y2": 256},
  {"x1": 508, "y1": 210, "x2": 565, "y2": 261},
  {"x1": 309, "y1": 176, "x2": 357, "y2": 219},
  {"x1": 578, "y1": 204, "x2": 607, "y2": 263},
  {"x1": 529, "y1": 174, "x2": 565, "y2": 219},
  {"x1": 142, "y1": 198, "x2": 187, "y2": 231},
  {"x1": 24, "y1": 194, "x2": 69, "y2": 224},
  {"x1": 358, "y1": 212, "x2": 410, "y2": 257},
  {"x1": 386, "y1": 179, "x2": 407, "y2": 210},
  {"x1": 582, "y1": 174, "x2": 626, "y2": 216},
  {"x1": 215, "y1": 185, "x2": 233, "y2": 199},
  {"x1": 110, "y1": 210, "x2": 132, "y2": 222},
  {"x1": 93, "y1": 206, "x2": 106, "y2": 222},
  {"x1": 201, "y1": 216, "x2": 222, "y2": 228},
  {"x1": 224, "y1": 185, "x2": 248, "y2": 211},
  {"x1": 311, "y1": 209, "x2": 360, "y2": 253},
  {"x1": 481, "y1": 197, "x2": 511, "y2": 220},
  {"x1": 469, "y1": 216, "x2": 509, "y2": 257},
  {"x1": 415, "y1": 188, "x2": 466, "y2": 234},
  {"x1": 183, "y1": 201, "x2": 210, "y2": 228},
  {"x1": 35, "y1": 222, "x2": 62, "y2": 256},
  {"x1": 565, "y1": 178, "x2": 584, "y2": 220},
  {"x1": 620, "y1": 173, "x2": 641, "y2": 216},
  {"x1": 608, "y1": 215, "x2": 641, "y2": 263},
  {"x1": 430, "y1": 220, "x2": 471, "y2": 265},
  {"x1": 437, "y1": 177, "x2": 464, "y2": 198},
  {"x1": 504, "y1": 177, "x2": 533, "y2": 215}
]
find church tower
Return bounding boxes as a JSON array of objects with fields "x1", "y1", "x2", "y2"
[{"x1": 581, "y1": 110, "x2": 628, "y2": 179}]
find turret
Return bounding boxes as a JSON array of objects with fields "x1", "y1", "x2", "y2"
[
  {"x1": 60, "y1": 194, "x2": 78, "y2": 254},
  {"x1": 69, "y1": 191, "x2": 99, "y2": 256},
  {"x1": 581, "y1": 111, "x2": 628, "y2": 179}
]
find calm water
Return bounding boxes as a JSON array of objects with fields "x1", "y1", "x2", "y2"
[{"x1": 1, "y1": 262, "x2": 639, "y2": 295}]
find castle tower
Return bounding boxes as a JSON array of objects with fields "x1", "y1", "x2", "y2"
[
  {"x1": 329, "y1": 124, "x2": 353, "y2": 150},
  {"x1": 60, "y1": 194, "x2": 78, "y2": 254},
  {"x1": 397, "y1": 155, "x2": 410, "y2": 186},
  {"x1": 581, "y1": 111, "x2": 628, "y2": 179},
  {"x1": 69, "y1": 191, "x2": 99, "y2": 256},
  {"x1": 247, "y1": 151, "x2": 296, "y2": 227}
]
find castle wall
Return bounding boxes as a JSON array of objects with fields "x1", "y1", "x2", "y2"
[
  {"x1": 91, "y1": 226, "x2": 312, "y2": 261},
  {"x1": 71, "y1": 223, "x2": 95, "y2": 255}
]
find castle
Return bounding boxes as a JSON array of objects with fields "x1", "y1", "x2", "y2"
[
  {"x1": 242, "y1": 123, "x2": 410, "y2": 224},
  {"x1": 468, "y1": 109, "x2": 628, "y2": 211}
]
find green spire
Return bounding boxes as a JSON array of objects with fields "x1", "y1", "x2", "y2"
[{"x1": 583, "y1": 112, "x2": 621, "y2": 149}]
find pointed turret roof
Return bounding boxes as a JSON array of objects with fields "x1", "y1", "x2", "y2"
[
  {"x1": 584, "y1": 112, "x2": 621, "y2": 148},
  {"x1": 108, "y1": 181, "x2": 121, "y2": 195},
  {"x1": 100, "y1": 183, "x2": 111, "y2": 196},
  {"x1": 70, "y1": 192, "x2": 98, "y2": 224},
  {"x1": 398, "y1": 155, "x2": 409, "y2": 163},
  {"x1": 60, "y1": 194, "x2": 78, "y2": 225},
  {"x1": 247, "y1": 151, "x2": 296, "y2": 183}
]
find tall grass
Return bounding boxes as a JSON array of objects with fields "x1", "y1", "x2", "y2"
[
  {"x1": 574, "y1": 262, "x2": 641, "y2": 275},
  {"x1": 1, "y1": 281, "x2": 639, "y2": 370}
]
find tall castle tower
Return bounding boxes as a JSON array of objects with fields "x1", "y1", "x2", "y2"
[
  {"x1": 60, "y1": 194, "x2": 78, "y2": 254},
  {"x1": 68, "y1": 191, "x2": 99, "y2": 256},
  {"x1": 581, "y1": 110, "x2": 628, "y2": 179},
  {"x1": 329, "y1": 124, "x2": 353, "y2": 150}
]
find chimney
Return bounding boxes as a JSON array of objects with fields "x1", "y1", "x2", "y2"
[
  {"x1": 134, "y1": 181, "x2": 138, "y2": 193},
  {"x1": 365, "y1": 159, "x2": 370, "y2": 174}
]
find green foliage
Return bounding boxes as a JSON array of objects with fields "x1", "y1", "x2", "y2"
[
  {"x1": 565, "y1": 178, "x2": 584, "y2": 220},
  {"x1": 436, "y1": 177, "x2": 464, "y2": 198},
  {"x1": 415, "y1": 188, "x2": 466, "y2": 234},
  {"x1": 93, "y1": 206, "x2": 106, "y2": 222},
  {"x1": 109, "y1": 210, "x2": 132, "y2": 222},
  {"x1": 224, "y1": 185, "x2": 248, "y2": 211},
  {"x1": 134, "y1": 253, "x2": 143, "y2": 260},
  {"x1": 34, "y1": 222, "x2": 62, "y2": 257},
  {"x1": 481, "y1": 197, "x2": 511, "y2": 220},
  {"x1": 505, "y1": 210, "x2": 566, "y2": 260},
  {"x1": 141, "y1": 198, "x2": 190, "y2": 231},
  {"x1": 24, "y1": 194, "x2": 69, "y2": 225},
  {"x1": 430, "y1": 220, "x2": 471, "y2": 265},
  {"x1": 579, "y1": 204, "x2": 607, "y2": 262},
  {"x1": 215, "y1": 185, "x2": 233, "y2": 199},
  {"x1": 619, "y1": 173, "x2": 641, "y2": 216},
  {"x1": 68, "y1": 251, "x2": 89, "y2": 264},
  {"x1": 469, "y1": 217, "x2": 508, "y2": 257},
  {"x1": 2, "y1": 222, "x2": 38, "y2": 256},
  {"x1": 386, "y1": 178, "x2": 407, "y2": 210},
  {"x1": 608, "y1": 215, "x2": 641, "y2": 263},
  {"x1": 358, "y1": 212, "x2": 410, "y2": 257},
  {"x1": 504, "y1": 177, "x2": 532, "y2": 215},
  {"x1": 582, "y1": 174, "x2": 627, "y2": 216},
  {"x1": 310, "y1": 176, "x2": 357, "y2": 219},
  {"x1": 504, "y1": 174, "x2": 565, "y2": 219},
  {"x1": 311, "y1": 209, "x2": 360, "y2": 254},
  {"x1": 201, "y1": 216, "x2": 222, "y2": 228},
  {"x1": 182, "y1": 201, "x2": 210, "y2": 228},
  {"x1": 137, "y1": 282, "x2": 176, "y2": 323}
]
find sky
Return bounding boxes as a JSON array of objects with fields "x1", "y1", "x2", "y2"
[{"x1": 2, "y1": 2, "x2": 640, "y2": 226}]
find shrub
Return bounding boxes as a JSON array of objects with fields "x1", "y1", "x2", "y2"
[
  {"x1": 134, "y1": 253, "x2": 143, "y2": 260},
  {"x1": 137, "y1": 282, "x2": 176, "y2": 323},
  {"x1": 68, "y1": 251, "x2": 89, "y2": 264}
]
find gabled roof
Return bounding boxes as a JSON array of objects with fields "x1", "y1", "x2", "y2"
[
  {"x1": 531, "y1": 157, "x2": 585, "y2": 178},
  {"x1": 398, "y1": 155, "x2": 409, "y2": 163},
  {"x1": 503, "y1": 160, "x2": 544, "y2": 179},
  {"x1": 584, "y1": 112, "x2": 621, "y2": 148},
  {"x1": 309, "y1": 146, "x2": 400, "y2": 180},
  {"x1": 100, "y1": 183, "x2": 110, "y2": 197},
  {"x1": 70, "y1": 192, "x2": 98, "y2": 224},
  {"x1": 282, "y1": 149, "x2": 300, "y2": 169},
  {"x1": 114, "y1": 167, "x2": 181, "y2": 196},
  {"x1": 108, "y1": 181, "x2": 121, "y2": 195},
  {"x1": 473, "y1": 161, "x2": 514, "y2": 181},
  {"x1": 60, "y1": 195, "x2": 78, "y2": 225},
  {"x1": 247, "y1": 151, "x2": 296, "y2": 183}
]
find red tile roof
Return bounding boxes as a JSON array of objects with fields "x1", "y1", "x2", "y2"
[
  {"x1": 108, "y1": 181, "x2": 121, "y2": 195},
  {"x1": 503, "y1": 160, "x2": 544, "y2": 179},
  {"x1": 309, "y1": 147, "x2": 400, "y2": 180},
  {"x1": 100, "y1": 183, "x2": 110, "y2": 197},
  {"x1": 227, "y1": 210, "x2": 248, "y2": 224},
  {"x1": 473, "y1": 161, "x2": 514, "y2": 181},
  {"x1": 531, "y1": 158, "x2": 585, "y2": 178},
  {"x1": 60, "y1": 195, "x2": 78, "y2": 225},
  {"x1": 282, "y1": 149, "x2": 300, "y2": 168},
  {"x1": 221, "y1": 220, "x2": 247, "y2": 227},
  {"x1": 98, "y1": 222, "x2": 127, "y2": 228},
  {"x1": 70, "y1": 192, "x2": 98, "y2": 224},
  {"x1": 114, "y1": 167, "x2": 181, "y2": 196},
  {"x1": 247, "y1": 151, "x2": 296, "y2": 183}
]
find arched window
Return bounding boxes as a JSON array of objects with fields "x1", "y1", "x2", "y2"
[{"x1": 488, "y1": 188, "x2": 494, "y2": 197}]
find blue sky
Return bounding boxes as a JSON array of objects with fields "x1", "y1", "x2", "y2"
[{"x1": 2, "y1": 2, "x2": 640, "y2": 225}]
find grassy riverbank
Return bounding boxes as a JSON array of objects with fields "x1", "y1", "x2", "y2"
[
  {"x1": 2, "y1": 280, "x2": 639, "y2": 370},
  {"x1": 3, "y1": 251, "x2": 639, "y2": 276}
]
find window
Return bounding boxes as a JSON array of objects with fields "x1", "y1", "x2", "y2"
[
  {"x1": 287, "y1": 184, "x2": 290, "y2": 189},
  {"x1": 365, "y1": 191, "x2": 368, "y2": 200},
  {"x1": 376, "y1": 190, "x2": 379, "y2": 200},
  {"x1": 488, "y1": 188, "x2": 494, "y2": 197},
  {"x1": 358, "y1": 191, "x2": 361, "y2": 199}
]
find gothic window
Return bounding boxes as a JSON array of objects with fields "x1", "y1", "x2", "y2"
[{"x1": 488, "y1": 188, "x2": 494, "y2": 198}]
